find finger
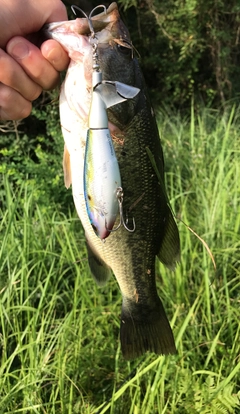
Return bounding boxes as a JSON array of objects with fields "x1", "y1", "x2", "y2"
[
  {"x1": 0, "y1": 83, "x2": 32, "y2": 120},
  {"x1": 45, "y1": 0, "x2": 68, "y2": 23},
  {"x1": 0, "y1": 0, "x2": 67, "y2": 48},
  {"x1": 7, "y1": 37, "x2": 61, "y2": 90},
  {"x1": 41, "y1": 39, "x2": 70, "y2": 72},
  {"x1": 0, "y1": 48, "x2": 42, "y2": 101}
]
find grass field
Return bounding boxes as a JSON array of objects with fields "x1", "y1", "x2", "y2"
[{"x1": 0, "y1": 105, "x2": 239, "y2": 413}]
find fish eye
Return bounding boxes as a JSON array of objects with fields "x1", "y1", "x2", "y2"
[{"x1": 117, "y1": 44, "x2": 132, "y2": 57}]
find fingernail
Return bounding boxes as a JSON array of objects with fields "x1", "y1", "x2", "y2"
[
  {"x1": 46, "y1": 45, "x2": 65, "y2": 67},
  {"x1": 46, "y1": 47, "x2": 59, "y2": 65},
  {"x1": 9, "y1": 41, "x2": 29, "y2": 59}
]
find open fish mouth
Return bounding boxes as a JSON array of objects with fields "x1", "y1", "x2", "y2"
[{"x1": 45, "y1": 2, "x2": 131, "y2": 50}]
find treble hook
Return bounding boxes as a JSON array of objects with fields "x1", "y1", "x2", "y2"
[
  {"x1": 71, "y1": 4, "x2": 107, "y2": 72},
  {"x1": 71, "y1": 4, "x2": 107, "y2": 39},
  {"x1": 106, "y1": 187, "x2": 136, "y2": 234},
  {"x1": 71, "y1": 5, "x2": 88, "y2": 19}
]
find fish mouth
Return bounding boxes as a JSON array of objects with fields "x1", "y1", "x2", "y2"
[
  {"x1": 69, "y1": 2, "x2": 125, "y2": 37},
  {"x1": 44, "y1": 2, "x2": 133, "y2": 92},
  {"x1": 44, "y1": 2, "x2": 131, "y2": 48}
]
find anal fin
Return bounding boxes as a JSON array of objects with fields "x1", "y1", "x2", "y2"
[{"x1": 86, "y1": 237, "x2": 111, "y2": 286}]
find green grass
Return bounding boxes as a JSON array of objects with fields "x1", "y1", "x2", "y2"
[{"x1": 0, "y1": 105, "x2": 239, "y2": 413}]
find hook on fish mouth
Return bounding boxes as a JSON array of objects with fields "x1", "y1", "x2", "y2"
[
  {"x1": 71, "y1": 4, "x2": 107, "y2": 39},
  {"x1": 71, "y1": 4, "x2": 107, "y2": 71}
]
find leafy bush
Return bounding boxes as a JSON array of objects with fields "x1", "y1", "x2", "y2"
[
  {"x1": 0, "y1": 91, "x2": 72, "y2": 213},
  {"x1": 119, "y1": 0, "x2": 240, "y2": 107}
]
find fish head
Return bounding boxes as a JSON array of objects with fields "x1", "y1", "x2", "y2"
[{"x1": 45, "y1": 2, "x2": 140, "y2": 126}]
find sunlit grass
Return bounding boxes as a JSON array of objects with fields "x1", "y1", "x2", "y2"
[{"x1": 0, "y1": 105, "x2": 239, "y2": 413}]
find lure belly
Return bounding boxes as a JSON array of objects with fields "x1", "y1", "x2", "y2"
[{"x1": 84, "y1": 127, "x2": 121, "y2": 239}]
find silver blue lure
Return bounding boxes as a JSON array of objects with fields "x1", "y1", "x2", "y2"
[{"x1": 78, "y1": 5, "x2": 139, "y2": 239}]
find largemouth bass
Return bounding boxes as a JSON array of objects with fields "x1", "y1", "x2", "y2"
[{"x1": 45, "y1": 2, "x2": 180, "y2": 359}]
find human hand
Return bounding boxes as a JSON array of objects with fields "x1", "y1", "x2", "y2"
[{"x1": 0, "y1": 0, "x2": 70, "y2": 120}]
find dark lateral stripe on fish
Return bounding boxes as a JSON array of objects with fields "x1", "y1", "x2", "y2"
[{"x1": 120, "y1": 299, "x2": 176, "y2": 360}]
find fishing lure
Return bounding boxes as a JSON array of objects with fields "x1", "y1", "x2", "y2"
[
  {"x1": 73, "y1": 5, "x2": 139, "y2": 239},
  {"x1": 84, "y1": 69, "x2": 139, "y2": 239}
]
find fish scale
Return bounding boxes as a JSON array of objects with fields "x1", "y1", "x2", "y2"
[{"x1": 45, "y1": 2, "x2": 180, "y2": 359}]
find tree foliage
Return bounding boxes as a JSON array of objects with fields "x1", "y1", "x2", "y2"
[
  {"x1": 118, "y1": 0, "x2": 240, "y2": 107},
  {"x1": 0, "y1": 92, "x2": 73, "y2": 212}
]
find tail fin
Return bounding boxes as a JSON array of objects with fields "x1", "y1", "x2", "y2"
[{"x1": 120, "y1": 298, "x2": 176, "y2": 360}]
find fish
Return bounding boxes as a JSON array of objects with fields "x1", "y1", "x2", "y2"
[{"x1": 45, "y1": 2, "x2": 180, "y2": 359}]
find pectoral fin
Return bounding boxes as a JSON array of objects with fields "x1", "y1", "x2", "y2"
[
  {"x1": 158, "y1": 207, "x2": 181, "y2": 270},
  {"x1": 63, "y1": 145, "x2": 72, "y2": 189}
]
